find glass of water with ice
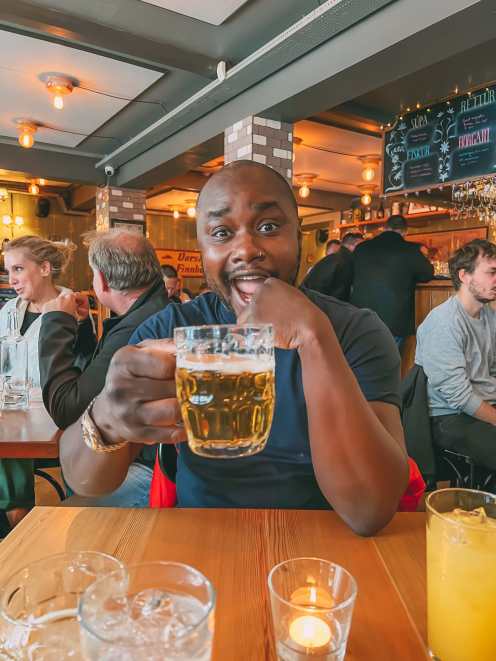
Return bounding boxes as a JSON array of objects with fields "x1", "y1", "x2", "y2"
[
  {"x1": 79, "y1": 561, "x2": 216, "y2": 660},
  {"x1": 0, "y1": 551, "x2": 124, "y2": 660}
]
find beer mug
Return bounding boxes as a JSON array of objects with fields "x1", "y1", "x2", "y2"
[{"x1": 174, "y1": 324, "x2": 275, "y2": 458}]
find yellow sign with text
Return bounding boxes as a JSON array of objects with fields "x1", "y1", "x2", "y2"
[{"x1": 155, "y1": 248, "x2": 203, "y2": 278}]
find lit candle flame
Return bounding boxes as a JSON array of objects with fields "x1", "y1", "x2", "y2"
[{"x1": 289, "y1": 615, "x2": 332, "y2": 649}]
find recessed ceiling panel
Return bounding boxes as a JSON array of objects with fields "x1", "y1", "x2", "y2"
[
  {"x1": 147, "y1": 189, "x2": 198, "y2": 212},
  {"x1": 0, "y1": 169, "x2": 70, "y2": 188},
  {"x1": 294, "y1": 120, "x2": 382, "y2": 195},
  {"x1": 138, "y1": 0, "x2": 250, "y2": 25},
  {"x1": 0, "y1": 31, "x2": 163, "y2": 149}
]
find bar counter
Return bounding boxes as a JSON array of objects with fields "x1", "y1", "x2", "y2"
[
  {"x1": 402, "y1": 279, "x2": 454, "y2": 375},
  {"x1": 415, "y1": 279, "x2": 454, "y2": 327}
]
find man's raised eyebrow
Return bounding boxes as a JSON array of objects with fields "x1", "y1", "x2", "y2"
[{"x1": 206, "y1": 206, "x2": 231, "y2": 219}]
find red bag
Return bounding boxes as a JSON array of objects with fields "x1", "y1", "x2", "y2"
[
  {"x1": 398, "y1": 458, "x2": 426, "y2": 512},
  {"x1": 149, "y1": 451, "x2": 177, "y2": 508}
]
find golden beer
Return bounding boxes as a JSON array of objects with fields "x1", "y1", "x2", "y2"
[{"x1": 176, "y1": 360, "x2": 275, "y2": 458}]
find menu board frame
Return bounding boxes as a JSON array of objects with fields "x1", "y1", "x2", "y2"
[{"x1": 383, "y1": 85, "x2": 496, "y2": 195}]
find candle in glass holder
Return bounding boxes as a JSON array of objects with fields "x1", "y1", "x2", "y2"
[
  {"x1": 288, "y1": 584, "x2": 334, "y2": 651},
  {"x1": 268, "y1": 559, "x2": 357, "y2": 661},
  {"x1": 289, "y1": 614, "x2": 332, "y2": 648}
]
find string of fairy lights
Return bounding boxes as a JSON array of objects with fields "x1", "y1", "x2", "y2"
[{"x1": 380, "y1": 81, "x2": 496, "y2": 132}]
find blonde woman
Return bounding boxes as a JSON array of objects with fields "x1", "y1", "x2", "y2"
[
  {"x1": 0, "y1": 236, "x2": 94, "y2": 535},
  {"x1": 0, "y1": 235, "x2": 85, "y2": 388}
]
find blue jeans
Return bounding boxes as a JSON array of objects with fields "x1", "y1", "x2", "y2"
[{"x1": 64, "y1": 462, "x2": 153, "y2": 508}]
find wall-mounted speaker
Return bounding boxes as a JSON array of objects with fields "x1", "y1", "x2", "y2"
[
  {"x1": 35, "y1": 197, "x2": 50, "y2": 218},
  {"x1": 316, "y1": 229, "x2": 329, "y2": 245}
]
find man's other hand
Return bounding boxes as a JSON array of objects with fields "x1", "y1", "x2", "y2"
[{"x1": 238, "y1": 278, "x2": 330, "y2": 350}]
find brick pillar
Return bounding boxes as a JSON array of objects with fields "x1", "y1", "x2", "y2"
[
  {"x1": 95, "y1": 186, "x2": 147, "y2": 232},
  {"x1": 224, "y1": 116, "x2": 293, "y2": 183}
]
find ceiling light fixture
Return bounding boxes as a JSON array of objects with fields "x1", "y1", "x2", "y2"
[
  {"x1": 361, "y1": 167, "x2": 375, "y2": 182},
  {"x1": 359, "y1": 156, "x2": 381, "y2": 183},
  {"x1": 14, "y1": 216, "x2": 24, "y2": 227},
  {"x1": 17, "y1": 121, "x2": 37, "y2": 149},
  {"x1": 173, "y1": 209, "x2": 180, "y2": 219},
  {"x1": 29, "y1": 182, "x2": 39, "y2": 195},
  {"x1": 2, "y1": 215, "x2": 12, "y2": 226},
  {"x1": 38, "y1": 178, "x2": 46, "y2": 186},
  {"x1": 359, "y1": 184, "x2": 377, "y2": 206},
  {"x1": 185, "y1": 199, "x2": 197, "y2": 218},
  {"x1": 42, "y1": 74, "x2": 76, "y2": 110},
  {"x1": 298, "y1": 184, "x2": 310, "y2": 199},
  {"x1": 360, "y1": 192, "x2": 372, "y2": 206},
  {"x1": 295, "y1": 173, "x2": 318, "y2": 199}
]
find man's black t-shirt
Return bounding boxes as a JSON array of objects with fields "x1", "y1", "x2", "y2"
[{"x1": 130, "y1": 289, "x2": 401, "y2": 509}]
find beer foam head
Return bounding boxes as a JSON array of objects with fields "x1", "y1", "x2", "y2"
[{"x1": 177, "y1": 354, "x2": 274, "y2": 373}]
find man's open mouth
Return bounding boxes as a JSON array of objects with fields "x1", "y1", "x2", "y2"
[{"x1": 229, "y1": 271, "x2": 272, "y2": 305}]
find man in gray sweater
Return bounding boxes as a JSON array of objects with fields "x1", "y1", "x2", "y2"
[{"x1": 415, "y1": 239, "x2": 496, "y2": 470}]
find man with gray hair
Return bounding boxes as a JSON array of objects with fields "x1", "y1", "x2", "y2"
[{"x1": 38, "y1": 229, "x2": 168, "y2": 506}]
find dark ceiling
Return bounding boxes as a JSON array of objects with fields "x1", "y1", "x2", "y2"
[{"x1": 339, "y1": 35, "x2": 496, "y2": 122}]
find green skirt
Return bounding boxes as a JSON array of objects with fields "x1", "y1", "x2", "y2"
[{"x1": 0, "y1": 459, "x2": 34, "y2": 510}]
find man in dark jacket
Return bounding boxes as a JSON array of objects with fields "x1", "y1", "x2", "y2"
[
  {"x1": 351, "y1": 215, "x2": 434, "y2": 348},
  {"x1": 303, "y1": 232, "x2": 363, "y2": 300},
  {"x1": 39, "y1": 229, "x2": 168, "y2": 506}
]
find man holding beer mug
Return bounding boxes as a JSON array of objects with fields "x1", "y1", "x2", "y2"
[{"x1": 60, "y1": 161, "x2": 408, "y2": 536}]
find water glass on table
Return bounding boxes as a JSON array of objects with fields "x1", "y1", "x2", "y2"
[
  {"x1": 174, "y1": 324, "x2": 275, "y2": 458},
  {"x1": 0, "y1": 311, "x2": 29, "y2": 411},
  {"x1": 79, "y1": 561, "x2": 215, "y2": 660},
  {"x1": 426, "y1": 488, "x2": 496, "y2": 661},
  {"x1": 0, "y1": 551, "x2": 124, "y2": 659},
  {"x1": 268, "y1": 557, "x2": 357, "y2": 660}
]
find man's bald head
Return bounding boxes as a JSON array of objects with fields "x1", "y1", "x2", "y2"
[
  {"x1": 193, "y1": 160, "x2": 301, "y2": 315},
  {"x1": 197, "y1": 160, "x2": 298, "y2": 218},
  {"x1": 87, "y1": 229, "x2": 162, "y2": 292}
]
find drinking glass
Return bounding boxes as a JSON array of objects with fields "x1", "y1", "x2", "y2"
[
  {"x1": 79, "y1": 561, "x2": 216, "y2": 661},
  {"x1": 426, "y1": 488, "x2": 496, "y2": 661},
  {"x1": 0, "y1": 332, "x2": 29, "y2": 410},
  {"x1": 268, "y1": 558, "x2": 357, "y2": 661},
  {"x1": 174, "y1": 324, "x2": 275, "y2": 458},
  {"x1": 0, "y1": 551, "x2": 124, "y2": 660}
]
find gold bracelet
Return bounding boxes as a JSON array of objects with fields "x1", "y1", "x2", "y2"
[{"x1": 81, "y1": 398, "x2": 128, "y2": 453}]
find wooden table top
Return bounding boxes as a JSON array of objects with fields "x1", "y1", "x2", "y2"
[
  {"x1": 0, "y1": 405, "x2": 60, "y2": 458},
  {"x1": 0, "y1": 508, "x2": 428, "y2": 660}
]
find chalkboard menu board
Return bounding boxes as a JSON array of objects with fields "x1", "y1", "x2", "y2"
[{"x1": 383, "y1": 86, "x2": 496, "y2": 194}]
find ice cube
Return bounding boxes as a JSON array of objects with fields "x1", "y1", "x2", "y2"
[
  {"x1": 130, "y1": 589, "x2": 174, "y2": 621},
  {"x1": 452, "y1": 506, "x2": 487, "y2": 525}
]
